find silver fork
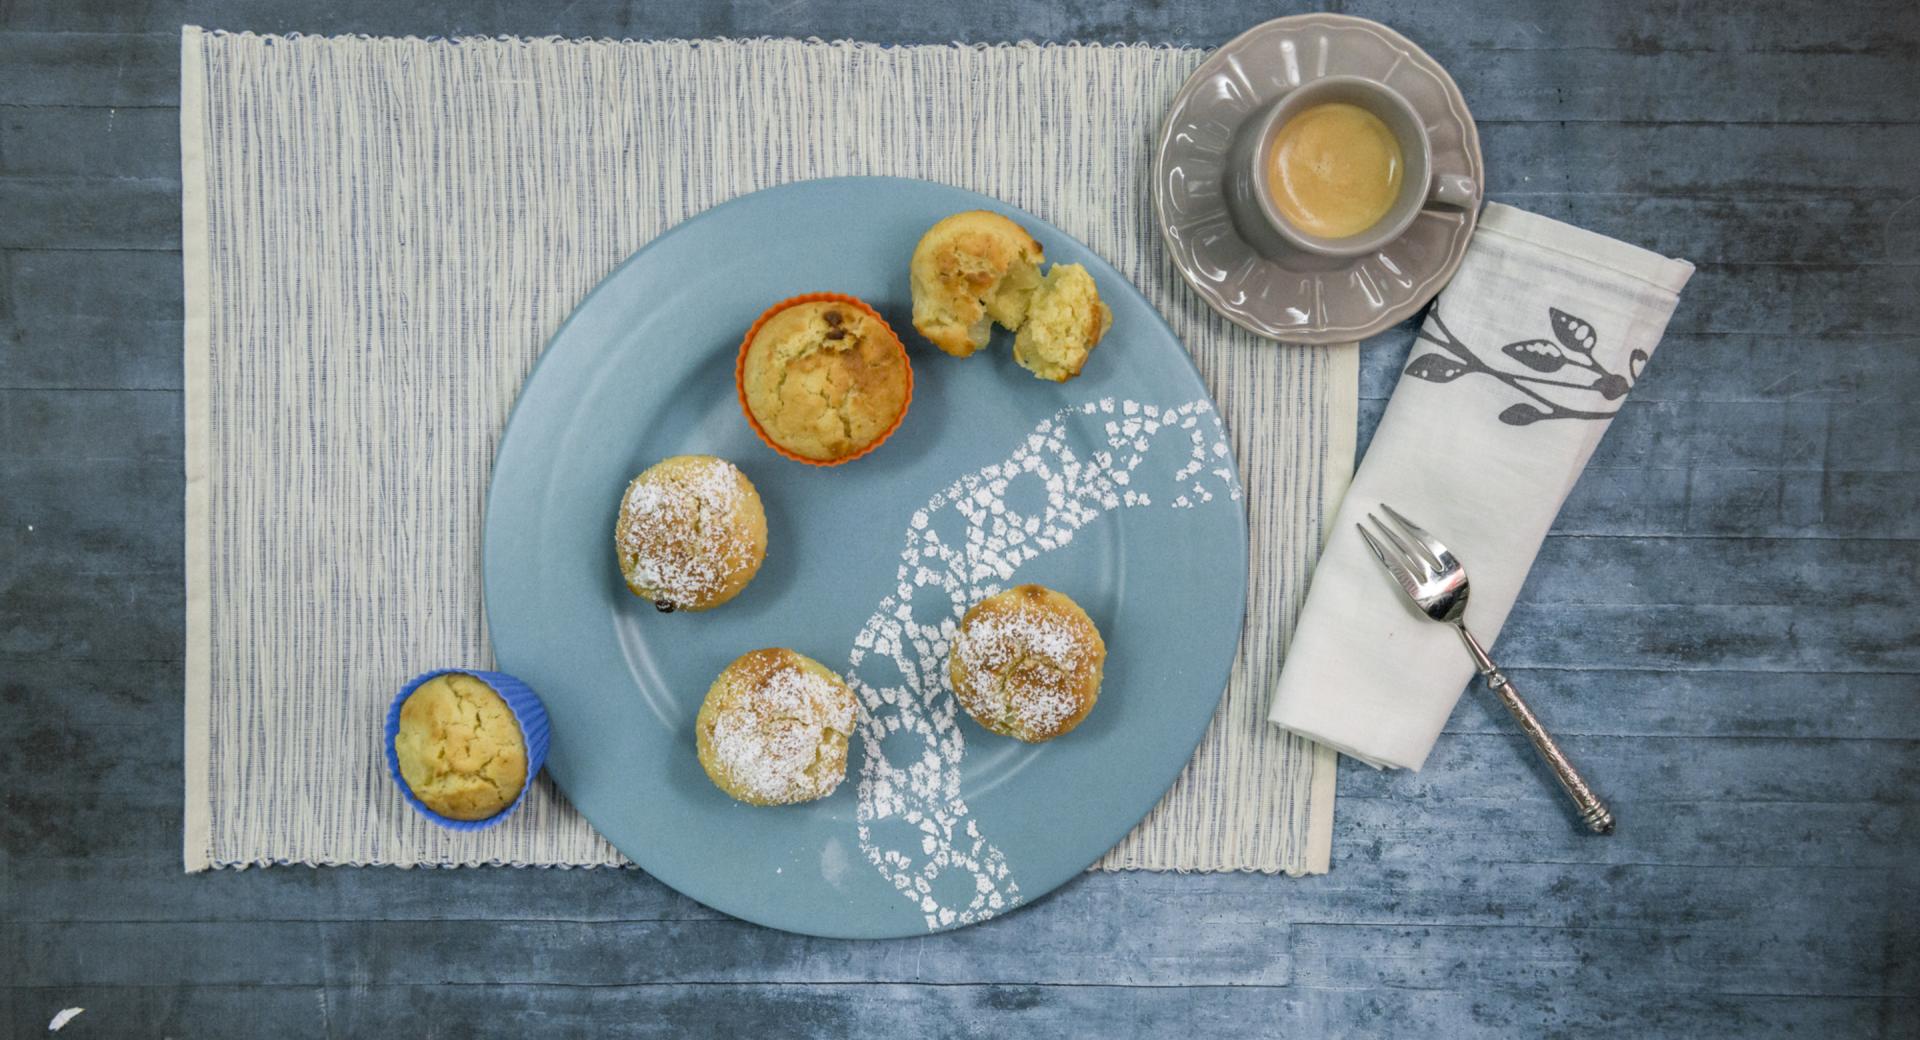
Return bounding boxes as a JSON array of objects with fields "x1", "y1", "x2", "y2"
[{"x1": 1359, "y1": 505, "x2": 1616, "y2": 834}]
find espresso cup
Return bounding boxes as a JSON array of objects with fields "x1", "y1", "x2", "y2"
[{"x1": 1224, "y1": 75, "x2": 1479, "y2": 260}]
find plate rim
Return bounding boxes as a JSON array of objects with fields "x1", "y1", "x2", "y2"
[{"x1": 482, "y1": 175, "x2": 1251, "y2": 937}]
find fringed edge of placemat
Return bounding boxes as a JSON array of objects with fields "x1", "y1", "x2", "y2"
[{"x1": 182, "y1": 25, "x2": 216, "y2": 872}]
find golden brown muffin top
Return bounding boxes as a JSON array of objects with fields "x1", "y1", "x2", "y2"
[
  {"x1": 909, "y1": 210, "x2": 1046, "y2": 356},
  {"x1": 697, "y1": 648, "x2": 859, "y2": 805},
  {"x1": 615, "y1": 455, "x2": 764, "y2": 612},
  {"x1": 740, "y1": 301, "x2": 909, "y2": 462},
  {"x1": 394, "y1": 673, "x2": 528, "y2": 820},
  {"x1": 951, "y1": 584, "x2": 1107, "y2": 742}
]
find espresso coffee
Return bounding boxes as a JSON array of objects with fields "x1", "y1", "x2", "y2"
[{"x1": 1265, "y1": 102, "x2": 1405, "y2": 240}]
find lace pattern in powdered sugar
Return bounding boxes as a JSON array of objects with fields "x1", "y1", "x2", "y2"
[{"x1": 847, "y1": 397, "x2": 1240, "y2": 930}]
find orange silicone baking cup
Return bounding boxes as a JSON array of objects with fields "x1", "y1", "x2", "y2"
[{"x1": 735, "y1": 292, "x2": 914, "y2": 467}]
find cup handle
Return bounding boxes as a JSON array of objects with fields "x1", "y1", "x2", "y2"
[{"x1": 1427, "y1": 173, "x2": 1480, "y2": 210}]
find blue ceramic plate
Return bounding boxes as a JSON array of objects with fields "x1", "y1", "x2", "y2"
[{"x1": 485, "y1": 177, "x2": 1249, "y2": 938}]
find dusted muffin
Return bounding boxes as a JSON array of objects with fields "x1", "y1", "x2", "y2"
[
  {"x1": 909, "y1": 210, "x2": 1046, "y2": 357},
  {"x1": 737, "y1": 296, "x2": 912, "y2": 465},
  {"x1": 1012, "y1": 263, "x2": 1112, "y2": 382},
  {"x1": 615, "y1": 455, "x2": 768, "y2": 612},
  {"x1": 696, "y1": 648, "x2": 860, "y2": 806},
  {"x1": 949, "y1": 584, "x2": 1107, "y2": 743},
  {"x1": 393, "y1": 672, "x2": 529, "y2": 821}
]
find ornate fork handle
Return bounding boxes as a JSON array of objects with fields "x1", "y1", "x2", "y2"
[{"x1": 1455, "y1": 625, "x2": 1616, "y2": 834}]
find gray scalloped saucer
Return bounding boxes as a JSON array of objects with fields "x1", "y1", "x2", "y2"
[{"x1": 1153, "y1": 14, "x2": 1484, "y2": 344}]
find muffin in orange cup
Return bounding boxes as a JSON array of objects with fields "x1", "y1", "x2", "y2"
[{"x1": 736, "y1": 293, "x2": 912, "y2": 466}]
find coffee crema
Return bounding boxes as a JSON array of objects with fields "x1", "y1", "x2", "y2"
[{"x1": 1265, "y1": 102, "x2": 1404, "y2": 240}]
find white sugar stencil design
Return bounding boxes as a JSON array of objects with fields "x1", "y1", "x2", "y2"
[{"x1": 848, "y1": 397, "x2": 1241, "y2": 930}]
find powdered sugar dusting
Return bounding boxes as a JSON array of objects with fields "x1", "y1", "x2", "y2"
[
  {"x1": 956, "y1": 611, "x2": 1087, "y2": 674},
  {"x1": 846, "y1": 397, "x2": 1238, "y2": 930},
  {"x1": 952, "y1": 601, "x2": 1101, "y2": 740},
  {"x1": 615, "y1": 456, "x2": 757, "y2": 607},
  {"x1": 706, "y1": 654, "x2": 857, "y2": 804}
]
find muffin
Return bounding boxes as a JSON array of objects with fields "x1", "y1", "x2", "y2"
[
  {"x1": 1012, "y1": 263, "x2": 1112, "y2": 382},
  {"x1": 393, "y1": 672, "x2": 529, "y2": 821},
  {"x1": 909, "y1": 210, "x2": 1046, "y2": 357},
  {"x1": 696, "y1": 648, "x2": 860, "y2": 806},
  {"x1": 948, "y1": 584, "x2": 1108, "y2": 743},
  {"x1": 737, "y1": 295, "x2": 912, "y2": 464},
  {"x1": 615, "y1": 455, "x2": 768, "y2": 612}
]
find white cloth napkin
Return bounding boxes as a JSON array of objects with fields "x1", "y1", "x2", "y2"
[{"x1": 1268, "y1": 204, "x2": 1694, "y2": 770}]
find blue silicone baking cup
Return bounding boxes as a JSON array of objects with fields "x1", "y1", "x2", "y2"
[{"x1": 383, "y1": 668, "x2": 551, "y2": 831}]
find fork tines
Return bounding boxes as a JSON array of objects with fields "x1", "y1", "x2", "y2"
[
  {"x1": 1357, "y1": 515, "x2": 1423, "y2": 599},
  {"x1": 1357, "y1": 505, "x2": 1462, "y2": 606}
]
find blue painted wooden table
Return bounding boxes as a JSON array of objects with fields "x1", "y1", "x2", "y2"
[{"x1": 3, "y1": 2, "x2": 1915, "y2": 1036}]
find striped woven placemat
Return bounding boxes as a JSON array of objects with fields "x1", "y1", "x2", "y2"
[{"x1": 180, "y1": 29, "x2": 1350, "y2": 874}]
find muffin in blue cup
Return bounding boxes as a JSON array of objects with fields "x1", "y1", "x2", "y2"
[{"x1": 384, "y1": 668, "x2": 550, "y2": 831}]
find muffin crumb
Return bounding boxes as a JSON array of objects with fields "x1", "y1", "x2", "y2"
[{"x1": 1013, "y1": 263, "x2": 1112, "y2": 382}]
